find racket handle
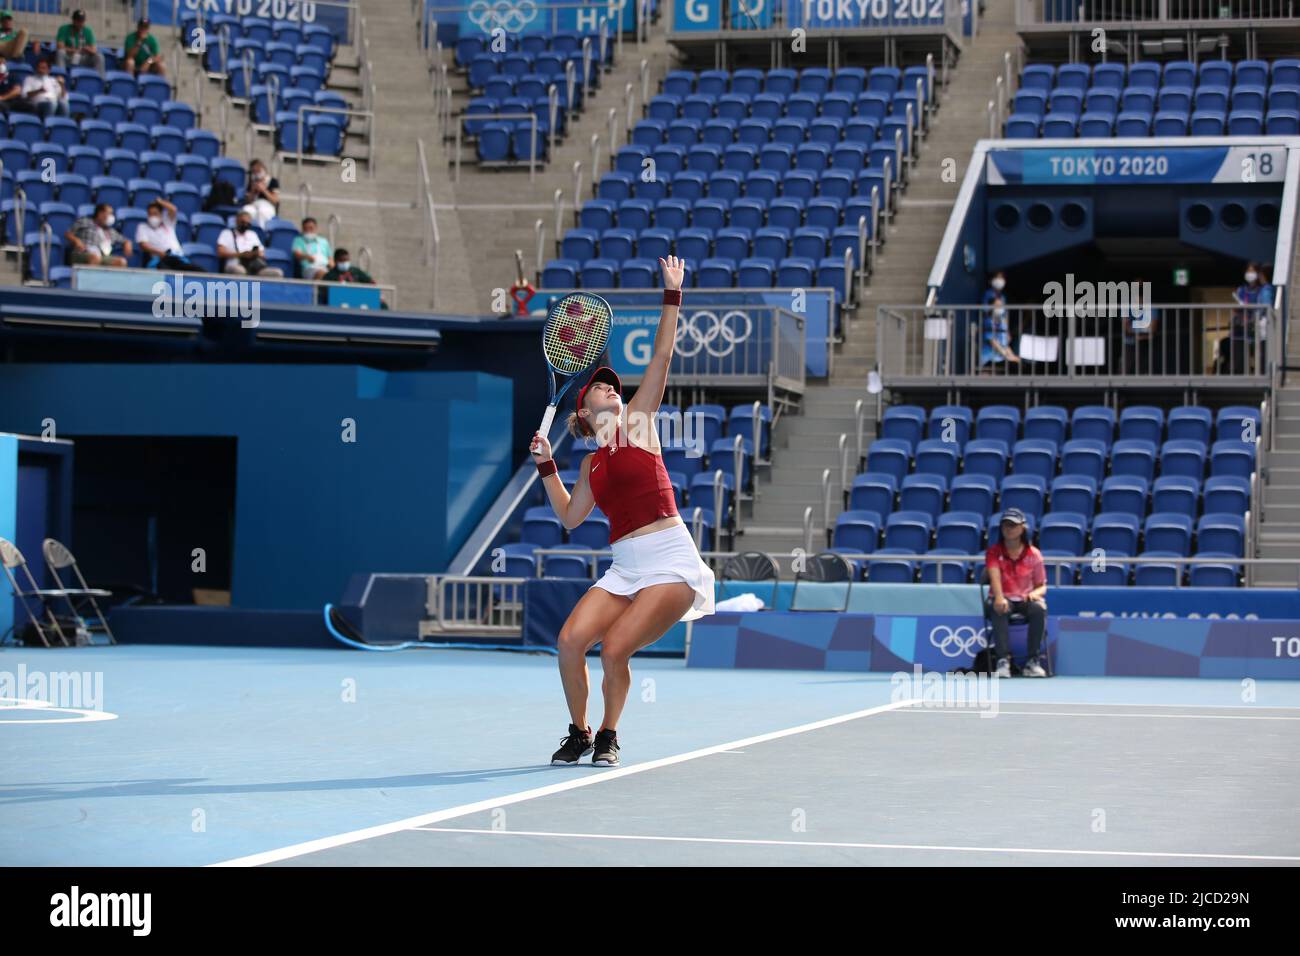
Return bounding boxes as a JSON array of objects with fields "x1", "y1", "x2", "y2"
[{"x1": 536, "y1": 405, "x2": 557, "y2": 448}]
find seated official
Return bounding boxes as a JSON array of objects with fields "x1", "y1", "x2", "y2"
[{"x1": 984, "y1": 507, "x2": 1048, "y2": 678}]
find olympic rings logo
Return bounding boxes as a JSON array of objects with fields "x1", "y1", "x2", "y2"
[
  {"x1": 467, "y1": 0, "x2": 539, "y2": 34},
  {"x1": 929, "y1": 624, "x2": 987, "y2": 657},
  {"x1": 675, "y1": 310, "x2": 753, "y2": 358}
]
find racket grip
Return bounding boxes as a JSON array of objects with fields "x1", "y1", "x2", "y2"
[{"x1": 535, "y1": 405, "x2": 557, "y2": 451}]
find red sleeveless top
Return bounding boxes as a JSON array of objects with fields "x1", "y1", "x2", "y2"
[{"x1": 586, "y1": 417, "x2": 679, "y2": 545}]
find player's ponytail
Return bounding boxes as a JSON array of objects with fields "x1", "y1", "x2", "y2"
[{"x1": 566, "y1": 410, "x2": 594, "y2": 439}]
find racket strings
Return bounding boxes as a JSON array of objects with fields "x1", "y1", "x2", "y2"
[{"x1": 543, "y1": 293, "x2": 612, "y2": 374}]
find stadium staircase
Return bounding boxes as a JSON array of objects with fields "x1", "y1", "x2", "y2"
[
  {"x1": 1258, "y1": 241, "x2": 1300, "y2": 586},
  {"x1": 739, "y1": 1, "x2": 1022, "y2": 557}
]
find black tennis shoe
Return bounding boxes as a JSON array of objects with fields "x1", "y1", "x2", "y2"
[
  {"x1": 551, "y1": 723, "x2": 593, "y2": 766},
  {"x1": 591, "y1": 728, "x2": 620, "y2": 767}
]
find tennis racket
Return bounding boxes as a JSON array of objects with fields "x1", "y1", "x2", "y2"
[{"x1": 533, "y1": 292, "x2": 613, "y2": 453}]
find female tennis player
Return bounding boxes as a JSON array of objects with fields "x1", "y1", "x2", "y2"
[{"x1": 530, "y1": 255, "x2": 715, "y2": 767}]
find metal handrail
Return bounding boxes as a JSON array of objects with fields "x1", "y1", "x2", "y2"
[
  {"x1": 534, "y1": 217, "x2": 546, "y2": 279},
  {"x1": 854, "y1": 399, "x2": 866, "y2": 471},
  {"x1": 589, "y1": 134, "x2": 602, "y2": 192},
  {"x1": 639, "y1": 58, "x2": 649, "y2": 111},
  {"x1": 298, "y1": 181, "x2": 312, "y2": 219},
  {"x1": 326, "y1": 212, "x2": 342, "y2": 252},
  {"x1": 802, "y1": 506, "x2": 814, "y2": 556},
  {"x1": 572, "y1": 161, "x2": 584, "y2": 218},
  {"x1": 357, "y1": 247, "x2": 372, "y2": 273},
  {"x1": 821, "y1": 469, "x2": 833, "y2": 544},
  {"x1": 553, "y1": 187, "x2": 566, "y2": 256},
  {"x1": 416, "y1": 138, "x2": 441, "y2": 299}
]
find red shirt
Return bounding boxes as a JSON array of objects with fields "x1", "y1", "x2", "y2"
[
  {"x1": 985, "y1": 541, "x2": 1046, "y2": 600},
  {"x1": 586, "y1": 421, "x2": 679, "y2": 545}
]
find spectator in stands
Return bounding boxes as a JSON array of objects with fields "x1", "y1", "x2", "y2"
[
  {"x1": 21, "y1": 57, "x2": 69, "y2": 119},
  {"x1": 979, "y1": 294, "x2": 1019, "y2": 371},
  {"x1": 322, "y1": 248, "x2": 374, "y2": 285},
  {"x1": 1218, "y1": 262, "x2": 1275, "y2": 375},
  {"x1": 985, "y1": 508, "x2": 1048, "y2": 679},
  {"x1": 240, "y1": 160, "x2": 281, "y2": 229},
  {"x1": 65, "y1": 203, "x2": 132, "y2": 267},
  {"x1": 124, "y1": 17, "x2": 164, "y2": 77},
  {"x1": 136, "y1": 198, "x2": 201, "y2": 271},
  {"x1": 0, "y1": 54, "x2": 24, "y2": 113},
  {"x1": 0, "y1": 11, "x2": 28, "y2": 60},
  {"x1": 292, "y1": 217, "x2": 332, "y2": 279},
  {"x1": 217, "y1": 211, "x2": 283, "y2": 277},
  {"x1": 982, "y1": 270, "x2": 1007, "y2": 306},
  {"x1": 56, "y1": 9, "x2": 101, "y2": 73},
  {"x1": 1122, "y1": 277, "x2": 1159, "y2": 375}
]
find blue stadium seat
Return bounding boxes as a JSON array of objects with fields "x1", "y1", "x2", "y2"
[
  {"x1": 1081, "y1": 561, "x2": 1129, "y2": 587},
  {"x1": 975, "y1": 405, "x2": 1020, "y2": 445},
  {"x1": 884, "y1": 511, "x2": 933, "y2": 553},
  {"x1": 1000, "y1": 475, "x2": 1047, "y2": 521},
  {"x1": 881, "y1": 405, "x2": 926, "y2": 449},
  {"x1": 1215, "y1": 405, "x2": 1260, "y2": 442},
  {"x1": 963, "y1": 439, "x2": 1010, "y2": 482},
  {"x1": 928, "y1": 405, "x2": 973, "y2": 446},
  {"x1": 865, "y1": 439, "x2": 912, "y2": 484},
  {"x1": 1100, "y1": 476, "x2": 1149, "y2": 517},
  {"x1": 899, "y1": 474, "x2": 946, "y2": 521},
  {"x1": 1060, "y1": 439, "x2": 1106, "y2": 482},
  {"x1": 1049, "y1": 475, "x2": 1097, "y2": 516},
  {"x1": 1210, "y1": 440, "x2": 1256, "y2": 480},
  {"x1": 1144, "y1": 513, "x2": 1194, "y2": 556},
  {"x1": 1160, "y1": 439, "x2": 1207, "y2": 480},
  {"x1": 1196, "y1": 514, "x2": 1245, "y2": 557},
  {"x1": 1189, "y1": 554, "x2": 1240, "y2": 588},
  {"x1": 914, "y1": 439, "x2": 959, "y2": 483},
  {"x1": 540, "y1": 259, "x2": 578, "y2": 289},
  {"x1": 1039, "y1": 512, "x2": 1087, "y2": 555},
  {"x1": 1151, "y1": 476, "x2": 1199, "y2": 518},
  {"x1": 864, "y1": 550, "x2": 911, "y2": 583},
  {"x1": 1134, "y1": 552, "x2": 1182, "y2": 587},
  {"x1": 920, "y1": 549, "x2": 970, "y2": 584},
  {"x1": 834, "y1": 510, "x2": 882, "y2": 552},
  {"x1": 1071, "y1": 405, "x2": 1116, "y2": 448},
  {"x1": 1111, "y1": 439, "x2": 1157, "y2": 482},
  {"x1": 1202, "y1": 476, "x2": 1250, "y2": 515},
  {"x1": 578, "y1": 258, "x2": 617, "y2": 288},
  {"x1": 1011, "y1": 439, "x2": 1057, "y2": 481},
  {"x1": 848, "y1": 473, "x2": 895, "y2": 519},
  {"x1": 1024, "y1": 406, "x2": 1068, "y2": 445},
  {"x1": 1118, "y1": 405, "x2": 1164, "y2": 444},
  {"x1": 1091, "y1": 512, "x2": 1140, "y2": 555},
  {"x1": 1167, "y1": 406, "x2": 1212, "y2": 444},
  {"x1": 949, "y1": 474, "x2": 996, "y2": 516}
]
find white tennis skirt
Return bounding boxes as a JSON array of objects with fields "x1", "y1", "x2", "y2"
[{"x1": 591, "y1": 522, "x2": 716, "y2": 622}]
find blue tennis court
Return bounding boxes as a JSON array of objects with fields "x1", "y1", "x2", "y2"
[{"x1": 3, "y1": 645, "x2": 1298, "y2": 867}]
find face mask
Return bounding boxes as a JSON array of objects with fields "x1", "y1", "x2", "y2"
[
  {"x1": 147, "y1": 215, "x2": 162, "y2": 228},
  {"x1": 236, "y1": 222, "x2": 250, "y2": 233},
  {"x1": 303, "y1": 231, "x2": 316, "y2": 240},
  {"x1": 337, "y1": 261, "x2": 351, "y2": 272},
  {"x1": 991, "y1": 277, "x2": 1005, "y2": 290},
  {"x1": 254, "y1": 171, "x2": 267, "y2": 181},
  {"x1": 1245, "y1": 271, "x2": 1258, "y2": 283},
  {"x1": 103, "y1": 214, "x2": 115, "y2": 227}
]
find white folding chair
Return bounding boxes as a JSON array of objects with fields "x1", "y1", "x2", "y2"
[
  {"x1": 0, "y1": 537, "x2": 71, "y2": 647},
  {"x1": 43, "y1": 538, "x2": 116, "y2": 645}
]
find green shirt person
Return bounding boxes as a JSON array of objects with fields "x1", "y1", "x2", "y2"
[
  {"x1": 323, "y1": 249, "x2": 374, "y2": 284},
  {"x1": 124, "y1": 18, "x2": 163, "y2": 75},
  {"x1": 0, "y1": 11, "x2": 29, "y2": 60},
  {"x1": 56, "y1": 10, "x2": 101, "y2": 72}
]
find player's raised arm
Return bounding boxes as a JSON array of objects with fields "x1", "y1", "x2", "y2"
[{"x1": 628, "y1": 256, "x2": 685, "y2": 422}]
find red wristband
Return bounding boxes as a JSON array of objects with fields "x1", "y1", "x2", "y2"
[
  {"x1": 663, "y1": 288, "x2": 683, "y2": 307},
  {"x1": 536, "y1": 458, "x2": 557, "y2": 478}
]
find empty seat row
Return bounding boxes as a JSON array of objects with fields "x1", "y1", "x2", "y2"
[
  {"x1": 643, "y1": 91, "x2": 920, "y2": 126},
  {"x1": 880, "y1": 403, "x2": 1260, "y2": 449},
  {"x1": 658, "y1": 66, "x2": 930, "y2": 99}
]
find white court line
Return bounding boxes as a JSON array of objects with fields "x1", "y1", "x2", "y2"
[
  {"x1": 209, "y1": 697, "x2": 921, "y2": 867},
  {"x1": 410, "y1": 827, "x2": 1300, "y2": 863},
  {"x1": 1004, "y1": 700, "x2": 1300, "y2": 711},
  {"x1": 898, "y1": 709, "x2": 1300, "y2": 720}
]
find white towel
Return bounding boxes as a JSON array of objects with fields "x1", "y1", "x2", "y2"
[{"x1": 715, "y1": 592, "x2": 766, "y2": 612}]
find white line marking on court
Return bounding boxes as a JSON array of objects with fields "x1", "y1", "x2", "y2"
[
  {"x1": 1006, "y1": 700, "x2": 1300, "y2": 711},
  {"x1": 409, "y1": 827, "x2": 1300, "y2": 863},
  {"x1": 718, "y1": 750, "x2": 746, "y2": 754},
  {"x1": 208, "y1": 698, "x2": 921, "y2": 867},
  {"x1": 0, "y1": 697, "x2": 118, "y2": 724},
  {"x1": 898, "y1": 708, "x2": 1300, "y2": 721}
]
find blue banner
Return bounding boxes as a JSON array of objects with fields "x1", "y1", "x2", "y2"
[
  {"x1": 430, "y1": 0, "x2": 634, "y2": 39},
  {"x1": 988, "y1": 145, "x2": 1288, "y2": 185},
  {"x1": 146, "y1": 0, "x2": 351, "y2": 42},
  {"x1": 672, "y1": 0, "x2": 946, "y2": 32}
]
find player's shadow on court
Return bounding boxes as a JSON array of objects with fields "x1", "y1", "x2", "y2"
[{"x1": 0, "y1": 765, "x2": 570, "y2": 803}]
